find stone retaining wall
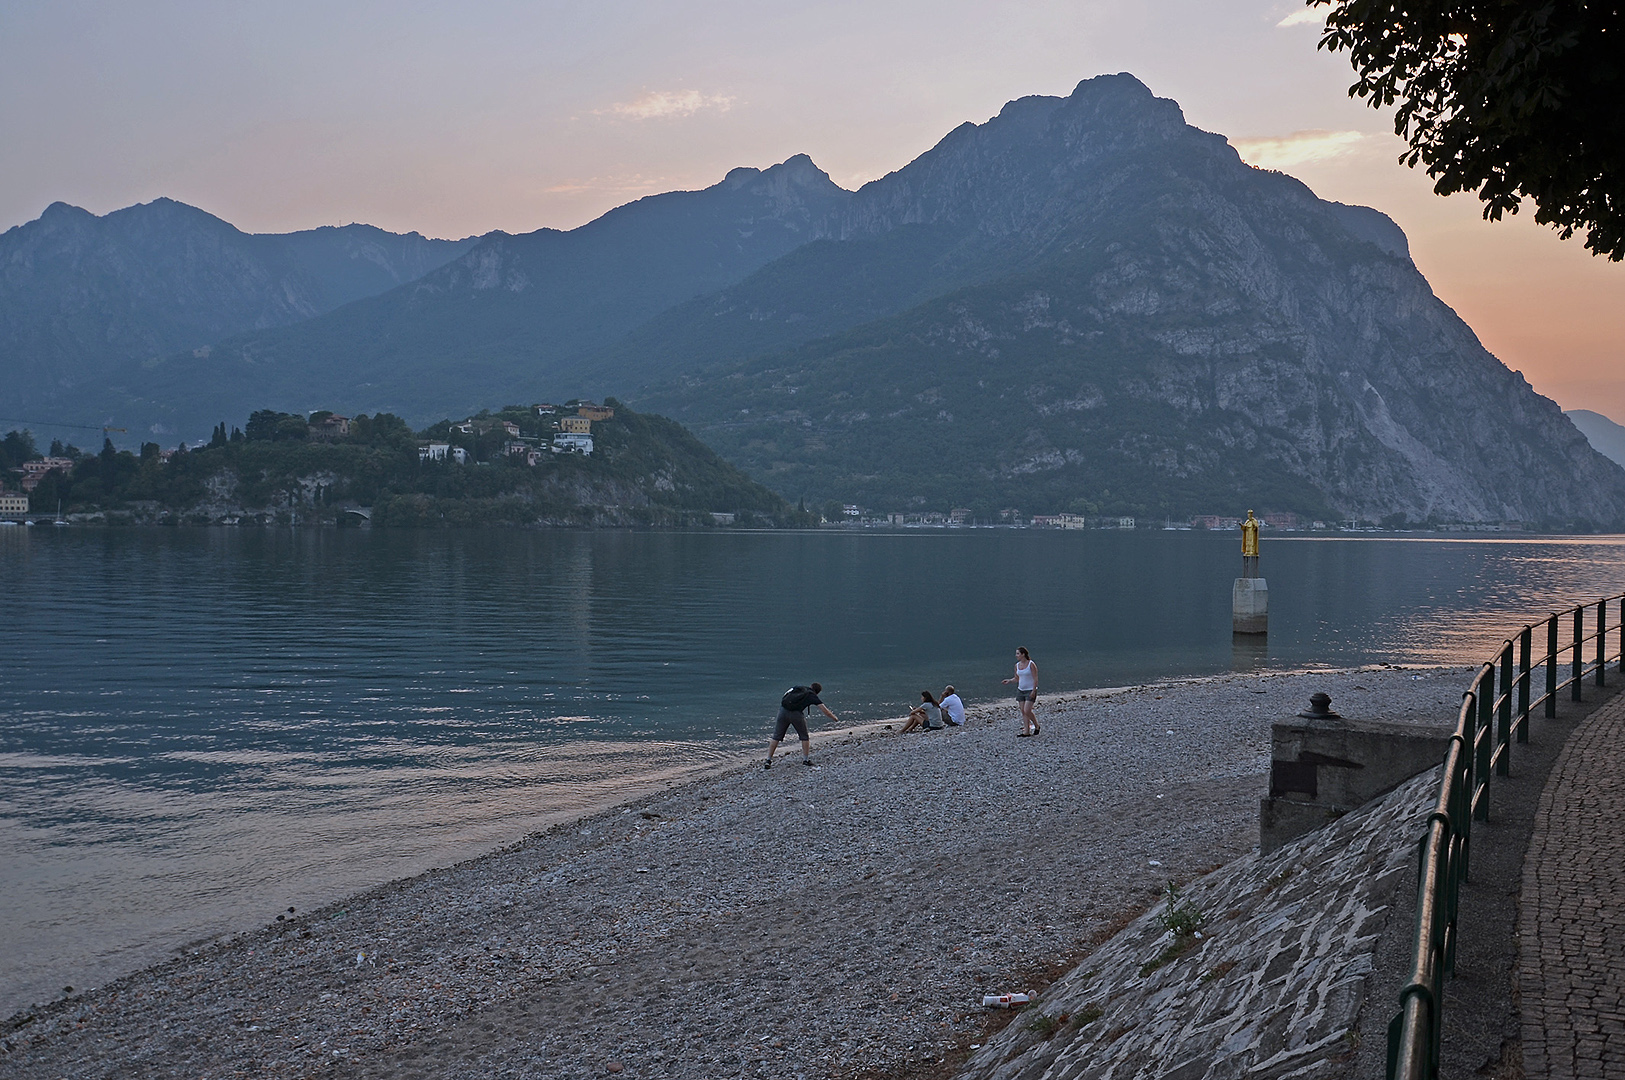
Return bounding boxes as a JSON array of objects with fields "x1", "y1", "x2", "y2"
[{"x1": 958, "y1": 769, "x2": 1437, "y2": 1080}]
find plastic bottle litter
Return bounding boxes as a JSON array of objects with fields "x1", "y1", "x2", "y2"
[{"x1": 982, "y1": 992, "x2": 1031, "y2": 1008}]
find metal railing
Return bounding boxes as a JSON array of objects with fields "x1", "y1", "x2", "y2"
[{"x1": 1388, "y1": 593, "x2": 1625, "y2": 1079}]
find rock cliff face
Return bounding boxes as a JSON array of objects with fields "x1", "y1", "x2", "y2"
[{"x1": 640, "y1": 75, "x2": 1625, "y2": 526}]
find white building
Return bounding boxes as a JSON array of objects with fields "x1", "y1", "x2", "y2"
[
  {"x1": 551, "y1": 432, "x2": 594, "y2": 455},
  {"x1": 0, "y1": 492, "x2": 28, "y2": 519}
]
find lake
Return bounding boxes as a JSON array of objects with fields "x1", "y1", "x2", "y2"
[{"x1": 4, "y1": 525, "x2": 1625, "y2": 1016}]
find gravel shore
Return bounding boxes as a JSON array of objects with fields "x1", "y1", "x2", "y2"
[{"x1": 1, "y1": 665, "x2": 1470, "y2": 1080}]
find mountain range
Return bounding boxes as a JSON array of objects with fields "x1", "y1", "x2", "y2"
[
  {"x1": 4, "y1": 73, "x2": 1622, "y2": 526},
  {"x1": 0, "y1": 198, "x2": 475, "y2": 416}
]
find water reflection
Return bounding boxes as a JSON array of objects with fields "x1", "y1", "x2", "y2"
[{"x1": 1231, "y1": 633, "x2": 1269, "y2": 670}]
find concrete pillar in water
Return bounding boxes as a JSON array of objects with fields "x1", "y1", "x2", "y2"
[
  {"x1": 1233, "y1": 575, "x2": 1268, "y2": 634},
  {"x1": 1233, "y1": 510, "x2": 1267, "y2": 635}
]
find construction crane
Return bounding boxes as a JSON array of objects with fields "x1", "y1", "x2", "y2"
[{"x1": 0, "y1": 417, "x2": 128, "y2": 445}]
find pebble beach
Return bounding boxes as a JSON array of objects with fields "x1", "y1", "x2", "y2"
[{"x1": 1, "y1": 665, "x2": 1471, "y2": 1080}]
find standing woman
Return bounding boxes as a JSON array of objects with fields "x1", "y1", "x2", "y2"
[{"x1": 1002, "y1": 647, "x2": 1039, "y2": 736}]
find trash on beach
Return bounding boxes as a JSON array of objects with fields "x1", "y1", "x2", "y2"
[
  {"x1": 983, "y1": 992, "x2": 1031, "y2": 1008},
  {"x1": 1148, "y1": 859, "x2": 1162, "y2": 866}
]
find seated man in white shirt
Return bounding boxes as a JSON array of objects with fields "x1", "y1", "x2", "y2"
[{"x1": 938, "y1": 685, "x2": 966, "y2": 727}]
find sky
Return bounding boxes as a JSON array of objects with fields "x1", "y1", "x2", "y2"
[{"x1": 3, "y1": 0, "x2": 1621, "y2": 418}]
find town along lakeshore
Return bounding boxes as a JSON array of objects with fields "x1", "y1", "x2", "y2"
[{"x1": 3, "y1": 527, "x2": 1625, "y2": 1022}]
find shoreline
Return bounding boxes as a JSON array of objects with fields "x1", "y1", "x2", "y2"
[
  {"x1": 0, "y1": 666, "x2": 1420, "y2": 1022},
  {"x1": 3, "y1": 665, "x2": 1472, "y2": 1079}
]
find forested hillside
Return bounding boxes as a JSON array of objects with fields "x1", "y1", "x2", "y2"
[{"x1": 2, "y1": 402, "x2": 800, "y2": 528}]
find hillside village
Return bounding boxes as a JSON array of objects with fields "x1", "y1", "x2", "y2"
[
  {"x1": 417, "y1": 400, "x2": 616, "y2": 466},
  {"x1": 0, "y1": 399, "x2": 801, "y2": 527}
]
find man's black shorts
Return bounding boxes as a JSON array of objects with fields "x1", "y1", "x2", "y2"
[{"x1": 773, "y1": 708, "x2": 810, "y2": 742}]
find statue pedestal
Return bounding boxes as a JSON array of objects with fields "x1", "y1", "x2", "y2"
[{"x1": 1233, "y1": 576, "x2": 1268, "y2": 635}]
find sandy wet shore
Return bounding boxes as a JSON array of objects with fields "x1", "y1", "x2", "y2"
[{"x1": 1, "y1": 665, "x2": 1470, "y2": 1080}]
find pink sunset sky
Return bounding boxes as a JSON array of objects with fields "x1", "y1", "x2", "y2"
[{"x1": 3, "y1": 0, "x2": 1620, "y2": 419}]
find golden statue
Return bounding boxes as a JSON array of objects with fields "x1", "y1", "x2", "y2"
[{"x1": 1241, "y1": 510, "x2": 1260, "y2": 558}]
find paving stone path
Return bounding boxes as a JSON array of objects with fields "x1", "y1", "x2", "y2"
[{"x1": 1520, "y1": 692, "x2": 1625, "y2": 1079}]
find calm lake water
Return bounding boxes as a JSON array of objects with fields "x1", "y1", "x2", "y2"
[{"x1": 4, "y1": 526, "x2": 1625, "y2": 1015}]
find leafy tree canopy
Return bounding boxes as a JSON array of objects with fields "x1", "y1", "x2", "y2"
[
  {"x1": 1, "y1": 429, "x2": 39, "y2": 470},
  {"x1": 1315, "y1": 0, "x2": 1625, "y2": 258}
]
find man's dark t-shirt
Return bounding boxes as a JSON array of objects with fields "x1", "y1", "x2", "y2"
[
  {"x1": 774, "y1": 688, "x2": 822, "y2": 741},
  {"x1": 781, "y1": 687, "x2": 823, "y2": 713}
]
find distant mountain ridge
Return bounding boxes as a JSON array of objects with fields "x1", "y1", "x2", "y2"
[
  {"x1": 1567, "y1": 410, "x2": 1625, "y2": 470},
  {"x1": 0, "y1": 198, "x2": 476, "y2": 419},
  {"x1": 78, "y1": 157, "x2": 853, "y2": 434}
]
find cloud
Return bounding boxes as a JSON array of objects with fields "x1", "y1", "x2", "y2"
[
  {"x1": 1275, "y1": 7, "x2": 1323, "y2": 27},
  {"x1": 1232, "y1": 130, "x2": 1366, "y2": 170},
  {"x1": 603, "y1": 90, "x2": 735, "y2": 121},
  {"x1": 541, "y1": 173, "x2": 679, "y2": 197}
]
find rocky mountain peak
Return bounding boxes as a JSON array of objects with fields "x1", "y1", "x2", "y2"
[{"x1": 836, "y1": 72, "x2": 1233, "y2": 244}]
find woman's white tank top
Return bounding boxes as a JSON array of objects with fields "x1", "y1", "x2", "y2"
[{"x1": 1016, "y1": 660, "x2": 1035, "y2": 691}]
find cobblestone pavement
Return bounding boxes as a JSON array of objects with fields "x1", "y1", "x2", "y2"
[{"x1": 1520, "y1": 691, "x2": 1625, "y2": 1079}]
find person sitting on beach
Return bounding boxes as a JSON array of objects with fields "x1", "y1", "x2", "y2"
[
  {"x1": 766, "y1": 683, "x2": 838, "y2": 768},
  {"x1": 899, "y1": 703, "x2": 928, "y2": 733},
  {"x1": 920, "y1": 690, "x2": 945, "y2": 729},
  {"x1": 938, "y1": 685, "x2": 966, "y2": 727},
  {"x1": 900, "y1": 691, "x2": 942, "y2": 733}
]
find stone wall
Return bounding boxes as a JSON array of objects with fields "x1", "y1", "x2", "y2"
[{"x1": 958, "y1": 769, "x2": 1437, "y2": 1080}]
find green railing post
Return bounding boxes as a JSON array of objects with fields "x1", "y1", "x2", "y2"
[
  {"x1": 1547, "y1": 615, "x2": 1559, "y2": 718},
  {"x1": 1573, "y1": 606, "x2": 1585, "y2": 702},
  {"x1": 1597, "y1": 599, "x2": 1607, "y2": 688},
  {"x1": 1475, "y1": 668, "x2": 1494, "y2": 821},
  {"x1": 1517, "y1": 627, "x2": 1531, "y2": 744},
  {"x1": 1456, "y1": 704, "x2": 1472, "y2": 883},
  {"x1": 1498, "y1": 642, "x2": 1513, "y2": 775}
]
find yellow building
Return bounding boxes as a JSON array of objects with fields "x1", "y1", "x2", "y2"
[
  {"x1": 0, "y1": 492, "x2": 30, "y2": 519},
  {"x1": 559, "y1": 416, "x2": 592, "y2": 434},
  {"x1": 576, "y1": 404, "x2": 615, "y2": 421}
]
